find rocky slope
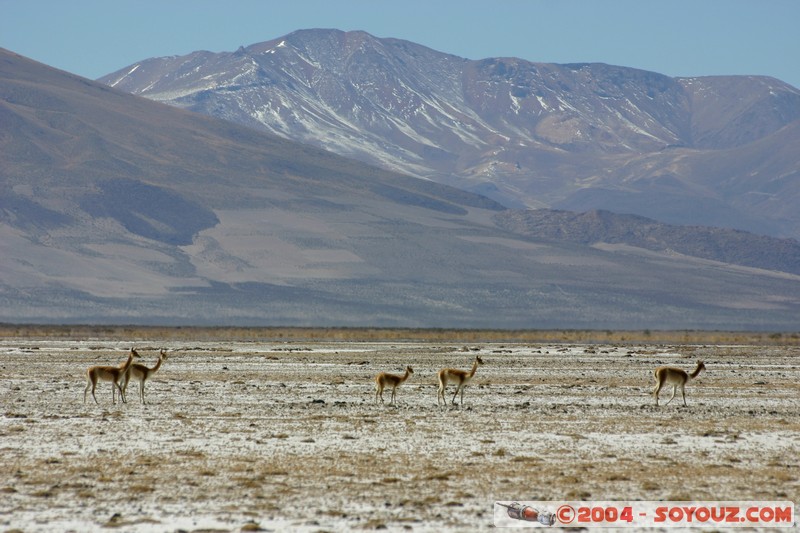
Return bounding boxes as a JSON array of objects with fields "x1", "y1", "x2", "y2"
[
  {"x1": 99, "y1": 29, "x2": 800, "y2": 239},
  {"x1": 495, "y1": 209, "x2": 800, "y2": 275}
]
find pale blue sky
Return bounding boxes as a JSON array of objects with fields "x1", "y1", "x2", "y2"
[{"x1": 2, "y1": 0, "x2": 799, "y2": 88}]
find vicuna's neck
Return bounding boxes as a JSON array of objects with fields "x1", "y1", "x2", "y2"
[
  {"x1": 689, "y1": 364, "x2": 703, "y2": 379},
  {"x1": 120, "y1": 352, "x2": 134, "y2": 372}
]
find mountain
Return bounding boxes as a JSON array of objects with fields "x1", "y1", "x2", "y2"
[
  {"x1": 494, "y1": 209, "x2": 800, "y2": 275},
  {"x1": 2, "y1": 48, "x2": 800, "y2": 329},
  {"x1": 99, "y1": 29, "x2": 800, "y2": 240}
]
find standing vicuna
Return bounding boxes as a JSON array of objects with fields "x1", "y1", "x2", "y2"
[
  {"x1": 84, "y1": 348, "x2": 140, "y2": 404},
  {"x1": 123, "y1": 348, "x2": 169, "y2": 404},
  {"x1": 375, "y1": 365, "x2": 414, "y2": 405},
  {"x1": 438, "y1": 356, "x2": 484, "y2": 407},
  {"x1": 652, "y1": 361, "x2": 706, "y2": 406}
]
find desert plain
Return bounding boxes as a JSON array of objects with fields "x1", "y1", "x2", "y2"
[{"x1": 1, "y1": 328, "x2": 798, "y2": 532}]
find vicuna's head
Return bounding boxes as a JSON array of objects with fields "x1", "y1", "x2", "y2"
[
  {"x1": 406, "y1": 365, "x2": 414, "y2": 375},
  {"x1": 160, "y1": 348, "x2": 169, "y2": 360},
  {"x1": 475, "y1": 356, "x2": 484, "y2": 366},
  {"x1": 130, "y1": 347, "x2": 141, "y2": 358},
  {"x1": 689, "y1": 360, "x2": 706, "y2": 379}
]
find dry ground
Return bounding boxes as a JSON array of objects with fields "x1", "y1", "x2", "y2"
[{"x1": 1, "y1": 332, "x2": 798, "y2": 531}]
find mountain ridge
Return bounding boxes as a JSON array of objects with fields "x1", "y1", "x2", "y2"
[
  {"x1": 99, "y1": 29, "x2": 800, "y2": 240},
  {"x1": 495, "y1": 209, "x2": 800, "y2": 275},
  {"x1": 3, "y1": 47, "x2": 800, "y2": 329}
]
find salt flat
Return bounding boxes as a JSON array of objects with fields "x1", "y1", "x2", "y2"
[{"x1": 1, "y1": 338, "x2": 798, "y2": 531}]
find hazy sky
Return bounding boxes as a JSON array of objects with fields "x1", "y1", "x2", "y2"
[{"x1": 2, "y1": 0, "x2": 799, "y2": 88}]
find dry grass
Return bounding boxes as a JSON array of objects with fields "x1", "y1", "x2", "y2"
[
  {"x1": 2, "y1": 324, "x2": 799, "y2": 345},
  {"x1": 0, "y1": 334, "x2": 798, "y2": 531}
]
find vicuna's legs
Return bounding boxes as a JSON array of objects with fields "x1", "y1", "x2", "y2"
[
  {"x1": 437, "y1": 356, "x2": 484, "y2": 407},
  {"x1": 375, "y1": 366, "x2": 414, "y2": 405},
  {"x1": 84, "y1": 348, "x2": 140, "y2": 405},
  {"x1": 652, "y1": 361, "x2": 705, "y2": 407}
]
